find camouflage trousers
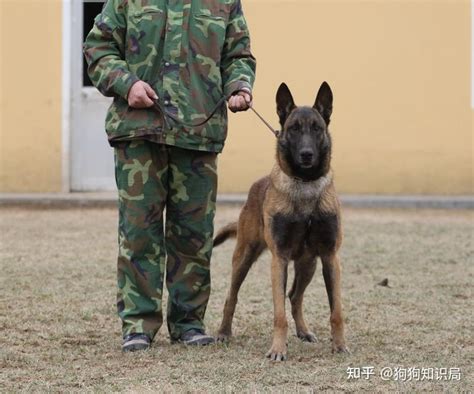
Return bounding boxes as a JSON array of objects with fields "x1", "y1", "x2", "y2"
[{"x1": 113, "y1": 140, "x2": 217, "y2": 340}]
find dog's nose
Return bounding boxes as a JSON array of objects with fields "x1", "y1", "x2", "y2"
[{"x1": 300, "y1": 150, "x2": 313, "y2": 162}]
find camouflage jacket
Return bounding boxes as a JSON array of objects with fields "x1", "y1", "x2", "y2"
[{"x1": 83, "y1": 0, "x2": 256, "y2": 152}]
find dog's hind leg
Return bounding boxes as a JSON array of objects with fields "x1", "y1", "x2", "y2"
[
  {"x1": 321, "y1": 252, "x2": 349, "y2": 353},
  {"x1": 289, "y1": 256, "x2": 318, "y2": 342},
  {"x1": 216, "y1": 240, "x2": 265, "y2": 342}
]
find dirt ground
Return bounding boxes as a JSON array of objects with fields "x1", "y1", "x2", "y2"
[{"x1": 0, "y1": 205, "x2": 472, "y2": 392}]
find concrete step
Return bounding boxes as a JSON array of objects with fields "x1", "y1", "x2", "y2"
[{"x1": 0, "y1": 192, "x2": 472, "y2": 209}]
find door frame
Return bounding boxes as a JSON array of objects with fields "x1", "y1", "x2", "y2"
[
  {"x1": 62, "y1": 0, "x2": 112, "y2": 192},
  {"x1": 62, "y1": 0, "x2": 73, "y2": 192}
]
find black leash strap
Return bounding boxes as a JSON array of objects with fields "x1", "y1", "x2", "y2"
[
  {"x1": 152, "y1": 95, "x2": 280, "y2": 138},
  {"x1": 153, "y1": 96, "x2": 227, "y2": 129}
]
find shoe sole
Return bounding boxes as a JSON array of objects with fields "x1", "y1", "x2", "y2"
[
  {"x1": 122, "y1": 343, "x2": 150, "y2": 352},
  {"x1": 183, "y1": 337, "x2": 215, "y2": 346},
  {"x1": 180, "y1": 335, "x2": 216, "y2": 346},
  {"x1": 122, "y1": 337, "x2": 151, "y2": 352},
  {"x1": 172, "y1": 336, "x2": 216, "y2": 346}
]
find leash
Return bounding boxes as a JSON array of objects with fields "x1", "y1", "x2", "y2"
[
  {"x1": 249, "y1": 106, "x2": 279, "y2": 138},
  {"x1": 153, "y1": 96, "x2": 227, "y2": 129},
  {"x1": 152, "y1": 95, "x2": 280, "y2": 138}
]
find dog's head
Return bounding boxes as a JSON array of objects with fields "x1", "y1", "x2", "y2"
[{"x1": 275, "y1": 82, "x2": 333, "y2": 181}]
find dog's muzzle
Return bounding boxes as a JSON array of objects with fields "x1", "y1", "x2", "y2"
[{"x1": 299, "y1": 149, "x2": 314, "y2": 168}]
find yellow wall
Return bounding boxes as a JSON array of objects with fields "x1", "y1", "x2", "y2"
[
  {"x1": 0, "y1": 0, "x2": 472, "y2": 194},
  {"x1": 221, "y1": 0, "x2": 473, "y2": 195},
  {"x1": 0, "y1": 1, "x2": 62, "y2": 192}
]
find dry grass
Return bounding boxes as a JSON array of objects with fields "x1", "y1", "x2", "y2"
[{"x1": 0, "y1": 205, "x2": 472, "y2": 392}]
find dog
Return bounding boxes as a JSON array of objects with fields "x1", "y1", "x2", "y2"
[{"x1": 213, "y1": 82, "x2": 348, "y2": 361}]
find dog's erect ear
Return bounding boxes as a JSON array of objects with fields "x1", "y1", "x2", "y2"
[
  {"x1": 276, "y1": 83, "x2": 296, "y2": 127},
  {"x1": 314, "y1": 81, "x2": 333, "y2": 125}
]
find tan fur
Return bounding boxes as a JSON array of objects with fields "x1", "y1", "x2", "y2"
[{"x1": 215, "y1": 164, "x2": 348, "y2": 360}]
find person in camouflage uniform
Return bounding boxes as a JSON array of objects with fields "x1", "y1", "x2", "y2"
[{"x1": 83, "y1": 0, "x2": 256, "y2": 352}]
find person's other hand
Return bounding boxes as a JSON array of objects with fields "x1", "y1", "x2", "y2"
[
  {"x1": 127, "y1": 81, "x2": 158, "y2": 108},
  {"x1": 228, "y1": 89, "x2": 252, "y2": 113}
]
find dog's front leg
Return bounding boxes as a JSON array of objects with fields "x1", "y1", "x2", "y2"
[
  {"x1": 321, "y1": 252, "x2": 349, "y2": 353},
  {"x1": 266, "y1": 255, "x2": 289, "y2": 361}
]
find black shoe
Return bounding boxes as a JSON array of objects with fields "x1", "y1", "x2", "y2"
[
  {"x1": 177, "y1": 329, "x2": 215, "y2": 346},
  {"x1": 122, "y1": 333, "x2": 151, "y2": 352}
]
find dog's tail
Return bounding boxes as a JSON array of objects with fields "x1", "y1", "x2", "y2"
[{"x1": 213, "y1": 222, "x2": 238, "y2": 247}]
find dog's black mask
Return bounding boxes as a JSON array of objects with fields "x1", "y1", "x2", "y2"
[{"x1": 276, "y1": 82, "x2": 333, "y2": 181}]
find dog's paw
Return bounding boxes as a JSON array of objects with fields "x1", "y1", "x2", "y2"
[
  {"x1": 297, "y1": 331, "x2": 318, "y2": 343},
  {"x1": 332, "y1": 344, "x2": 350, "y2": 354},
  {"x1": 266, "y1": 343, "x2": 288, "y2": 361},
  {"x1": 216, "y1": 332, "x2": 231, "y2": 343}
]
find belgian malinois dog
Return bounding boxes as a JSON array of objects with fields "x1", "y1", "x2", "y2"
[{"x1": 214, "y1": 82, "x2": 348, "y2": 361}]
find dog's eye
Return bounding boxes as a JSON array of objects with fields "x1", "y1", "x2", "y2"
[
  {"x1": 312, "y1": 123, "x2": 323, "y2": 132},
  {"x1": 288, "y1": 124, "x2": 300, "y2": 131}
]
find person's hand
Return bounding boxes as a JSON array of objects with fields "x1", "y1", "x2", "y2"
[
  {"x1": 127, "y1": 81, "x2": 158, "y2": 108},
  {"x1": 228, "y1": 89, "x2": 252, "y2": 113}
]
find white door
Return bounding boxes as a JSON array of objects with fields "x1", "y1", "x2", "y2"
[{"x1": 70, "y1": 0, "x2": 115, "y2": 191}]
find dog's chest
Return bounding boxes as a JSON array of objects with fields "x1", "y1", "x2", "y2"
[{"x1": 271, "y1": 211, "x2": 339, "y2": 260}]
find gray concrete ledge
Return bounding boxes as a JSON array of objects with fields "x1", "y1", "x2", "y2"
[
  {"x1": 0, "y1": 192, "x2": 472, "y2": 209},
  {"x1": 340, "y1": 194, "x2": 473, "y2": 209}
]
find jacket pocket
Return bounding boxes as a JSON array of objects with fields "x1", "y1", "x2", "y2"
[
  {"x1": 126, "y1": 7, "x2": 166, "y2": 76},
  {"x1": 190, "y1": 12, "x2": 227, "y2": 65}
]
